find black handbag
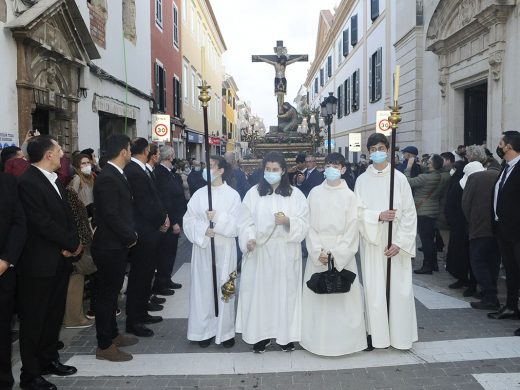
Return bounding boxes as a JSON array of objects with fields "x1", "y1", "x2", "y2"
[{"x1": 306, "y1": 253, "x2": 357, "y2": 294}]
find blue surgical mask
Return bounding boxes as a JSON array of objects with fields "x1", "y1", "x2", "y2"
[
  {"x1": 264, "y1": 171, "x2": 282, "y2": 185},
  {"x1": 370, "y1": 151, "x2": 388, "y2": 164},
  {"x1": 324, "y1": 167, "x2": 341, "y2": 181},
  {"x1": 202, "y1": 168, "x2": 215, "y2": 183}
]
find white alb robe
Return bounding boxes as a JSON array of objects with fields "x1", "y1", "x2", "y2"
[
  {"x1": 354, "y1": 164, "x2": 418, "y2": 350},
  {"x1": 183, "y1": 183, "x2": 241, "y2": 344},
  {"x1": 301, "y1": 180, "x2": 367, "y2": 356},
  {"x1": 236, "y1": 185, "x2": 309, "y2": 345}
]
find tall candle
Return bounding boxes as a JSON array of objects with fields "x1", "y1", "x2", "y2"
[
  {"x1": 394, "y1": 64, "x2": 400, "y2": 103},
  {"x1": 201, "y1": 47, "x2": 206, "y2": 81}
]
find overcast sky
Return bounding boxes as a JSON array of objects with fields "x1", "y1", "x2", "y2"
[{"x1": 211, "y1": 0, "x2": 339, "y2": 128}]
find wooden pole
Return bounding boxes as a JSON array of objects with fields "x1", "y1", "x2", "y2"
[{"x1": 198, "y1": 80, "x2": 219, "y2": 317}]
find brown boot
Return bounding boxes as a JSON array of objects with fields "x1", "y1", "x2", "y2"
[
  {"x1": 96, "y1": 344, "x2": 133, "y2": 361},
  {"x1": 64, "y1": 274, "x2": 93, "y2": 328},
  {"x1": 113, "y1": 334, "x2": 139, "y2": 348}
]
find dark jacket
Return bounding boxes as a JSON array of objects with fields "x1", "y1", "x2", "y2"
[
  {"x1": 18, "y1": 165, "x2": 79, "y2": 277},
  {"x1": 92, "y1": 163, "x2": 137, "y2": 250},
  {"x1": 154, "y1": 164, "x2": 187, "y2": 227},
  {"x1": 494, "y1": 160, "x2": 520, "y2": 242},
  {"x1": 462, "y1": 169, "x2": 500, "y2": 240},
  {"x1": 298, "y1": 168, "x2": 324, "y2": 197},
  {"x1": 405, "y1": 168, "x2": 442, "y2": 218},
  {"x1": 398, "y1": 160, "x2": 421, "y2": 177},
  {"x1": 233, "y1": 167, "x2": 251, "y2": 200},
  {"x1": 436, "y1": 167, "x2": 451, "y2": 230},
  {"x1": 0, "y1": 172, "x2": 26, "y2": 266},
  {"x1": 187, "y1": 169, "x2": 206, "y2": 196}
]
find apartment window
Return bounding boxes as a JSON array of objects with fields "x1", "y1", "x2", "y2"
[
  {"x1": 344, "y1": 78, "x2": 351, "y2": 116},
  {"x1": 155, "y1": 0, "x2": 163, "y2": 28},
  {"x1": 181, "y1": 0, "x2": 186, "y2": 22},
  {"x1": 314, "y1": 78, "x2": 318, "y2": 95},
  {"x1": 173, "y1": 4, "x2": 179, "y2": 48},
  {"x1": 320, "y1": 68, "x2": 324, "y2": 86},
  {"x1": 191, "y1": 70, "x2": 196, "y2": 107},
  {"x1": 352, "y1": 69, "x2": 360, "y2": 112},
  {"x1": 371, "y1": 0, "x2": 380, "y2": 22},
  {"x1": 327, "y1": 56, "x2": 332, "y2": 78},
  {"x1": 337, "y1": 39, "x2": 342, "y2": 66},
  {"x1": 337, "y1": 84, "x2": 343, "y2": 119},
  {"x1": 342, "y1": 29, "x2": 349, "y2": 57},
  {"x1": 369, "y1": 47, "x2": 382, "y2": 103},
  {"x1": 183, "y1": 64, "x2": 188, "y2": 102},
  {"x1": 190, "y1": 2, "x2": 195, "y2": 32},
  {"x1": 173, "y1": 77, "x2": 182, "y2": 117},
  {"x1": 351, "y1": 14, "x2": 358, "y2": 46},
  {"x1": 154, "y1": 63, "x2": 166, "y2": 112}
]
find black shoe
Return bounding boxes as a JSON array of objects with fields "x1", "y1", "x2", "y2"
[
  {"x1": 153, "y1": 287, "x2": 175, "y2": 296},
  {"x1": 471, "y1": 300, "x2": 500, "y2": 311},
  {"x1": 20, "y1": 376, "x2": 57, "y2": 390},
  {"x1": 222, "y1": 338, "x2": 235, "y2": 348},
  {"x1": 41, "y1": 361, "x2": 77, "y2": 377},
  {"x1": 463, "y1": 286, "x2": 477, "y2": 297},
  {"x1": 364, "y1": 335, "x2": 375, "y2": 352},
  {"x1": 414, "y1": 267, "x2": 433, "y2": 275},
  {"x1": 147, "y1": 302, "x2": 164, "y2": 312},
  {"x1": 487, "y1": 306, "x2": 519, "y2": 320},
  {"x1": 150, "y1": 295, "x2": 166, "y2": 304},
  {"x1": 126, "y1": 323, "x2": 154, "y2": 337},
  {"x1": 198, "y1": 337, "x2": 213, "y2": 348},
  {"x1": 514, "y1": 328, "x2": 520, "y2": 336},
  {"x1": 253, "y1": 339, "x2": 271, "y2": 353},
  {"x1": 168, "y1": 281, "x2": 182, "y2": 289},
  {"x1": 56, "y1": 341, "x2": 64, "y2": 351},
  {"x1": 279, "y1": 342, "x2": 295, "y2": 352},
  {"x1": 143, "y1": 314, "x2": 163, "y2": 324},
  {"x1": 448, "y1": 280, "x2": 467, "y2": 289}
]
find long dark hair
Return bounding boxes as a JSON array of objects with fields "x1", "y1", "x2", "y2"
[
  {"x1": 210, "y1": 155, "x2": 235, "y2": 188},
  {"x1": 257, "y1": 151, "x2": 292, "y2": 197}
]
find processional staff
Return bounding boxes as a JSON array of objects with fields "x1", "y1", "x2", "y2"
[
  {"x1": 386, "y1": 65, "x2": 402, "y2": 317},
  {"x1": 198, "y1": 47, "x2": 219, "y2": 317}
]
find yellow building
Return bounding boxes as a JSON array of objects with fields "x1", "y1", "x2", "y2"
[
  {"x1": 222, "y1": 74, "x2": 238, "y2": 153},
  {"x1": 181, "y1": 0, "x2": 226, "y2": 159}
]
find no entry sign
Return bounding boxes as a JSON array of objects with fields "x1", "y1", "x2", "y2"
[
  {"x1": 376, "y1": 110, "x2": 392, "y2": 136},
  {"x1": 151, "y1": 114, "x2": 171, "y2": 142}
]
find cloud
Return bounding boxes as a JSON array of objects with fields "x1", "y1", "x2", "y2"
[{"x1": 211, "y1": 0, "x2": 338, "y2": 127}]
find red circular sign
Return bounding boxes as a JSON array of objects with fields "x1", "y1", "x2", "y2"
[
  {"x1": 154, "y1": 123, "x2": 168, "y2": 137},
  {"x1": 378, "y1": 119, "x2": 391, "y2": 132}
]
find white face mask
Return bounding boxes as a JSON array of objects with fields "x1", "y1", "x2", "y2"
[{"x1": 81, "y1": 165, "x2": 92, "y2": 175}]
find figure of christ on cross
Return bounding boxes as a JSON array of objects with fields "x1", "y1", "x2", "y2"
[{"x1": 252, "y1": 41, "x2": 308, "y2": 115}]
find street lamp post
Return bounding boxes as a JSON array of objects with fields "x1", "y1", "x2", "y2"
[{"x1": 320, "y1": 92, "x2": 338, "y2": 154}]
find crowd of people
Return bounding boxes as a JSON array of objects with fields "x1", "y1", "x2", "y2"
[{"x1": 0, "y1": 130, "x2": 519, "y2": 390}]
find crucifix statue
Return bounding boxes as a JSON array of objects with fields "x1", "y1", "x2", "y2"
[{"x1": 252, "y1": 41, "x2": 308, "y2": 116}]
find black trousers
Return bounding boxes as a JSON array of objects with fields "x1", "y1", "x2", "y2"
[
  {"x1": 154, "y1": 231, "x2": 179, "y2": 289},
  {"x1": 126, "y1": 234, "x2": 160, "y2": 326},
  {"x1": 496, "y1": 234, "x2": 520, "y2": 309},
  {"x1": 91, "y1": 247, "x2": 128, "y2": 350},
  {"x1": 417, "y1": 216, "x2": 437, "y2": 270},
  {"x1": 469, "y1": 237, "x2": 501, "y2": 302},
  {"x1": 0, "y1": 268, "x2": 16, "y2": 389},
  {"x1": 17, "y1": 262, "x2": 69, "y2": 381}
]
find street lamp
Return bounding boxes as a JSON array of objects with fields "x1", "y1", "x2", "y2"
[{"x1": 320, "y1": 92, "x2": 338, "y2": 154}]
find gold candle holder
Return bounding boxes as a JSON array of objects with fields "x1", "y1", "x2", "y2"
[
  {"x1": 198, "y1": 80, "x2": 212, "y2": 108},
  {"x1": 388, "y1": 101, "x2": 402, "y2": 129}
]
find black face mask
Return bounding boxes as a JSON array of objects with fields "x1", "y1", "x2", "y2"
[{"x1": 496, "y1": 145, "x2": 505, "y2": 159}]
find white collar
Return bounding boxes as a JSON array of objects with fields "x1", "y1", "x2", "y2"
[
  {"x1": 33, "y1": 165, "x2": 58, "y2": 182},
  {"x1": 146, "y1": 163, "x2": 154, "y2": 172},
  {"x1": 160, "y1": 162, "x2": 172, "y2": 172},
  {"x1": 506, "y1": 154, "x2": 520, "y2": 168},
  {"x1": 131, "y1": 157, "x2": 147, "y2": 171},
  {"x1": 107, "y1": 161, "x2": 124, "y2": 175}
]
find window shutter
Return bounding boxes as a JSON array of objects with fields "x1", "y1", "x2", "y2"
[
  {"x1": 314, "y1": 77, "x2": 318, "y2": 94},
  {"x1": 162, "y1": 67, "x2": 167, "y2": 112},
  {"x1": 354, "y1": 69, "x2": 360, "y2": 111},
  {"x1": 345, "y1": 78, "x2": 350, "y2": 116},
  {"x1": 320, "y1": 68, "x2": 324, "y2": 86},
  {"x1": 376, "y1": 47, "x2": 382, "y2": 101},
  {"x1": 154, "y1": 63, "x2": 160, "y2": 111},
  {"x1": 351, "y1": 15, "x2": 358, "y2": 46},
  {"x1": 371, "y1": 0, "x2": 379, "y2": 22},
  {"x1": 369, "y1": 53, "x2": 373, "y2": 103},
  {"x1": 337, "y1": 85, "x2": 342, "y2": 119},
  {"x1": 327, "y1": 56, "x2": 332, "y2": 77},
  {"x1": 343, "y1": 29, "x2": 349, "y2": 57}
]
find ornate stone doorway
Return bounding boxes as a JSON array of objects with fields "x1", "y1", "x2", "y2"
[{"x1": 464, "y1": 83, "x2": 488, "y2": 146}]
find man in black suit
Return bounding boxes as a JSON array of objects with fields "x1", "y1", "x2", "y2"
[
  {"x1": 17, "y1": 136, "x2": 82, "y2": 390},
  {"x1": 153, "y1": 145, "x2": 186, "y2": 296},
  {"x1": 124, "y1": 138, "x2": 169, "y2": 337},
  {"x1": 0, "y1": 172, "x2": 26, "y2": 390},
  {"x1": 297, "y1": 154, "x2": 324, "y2": 197},
  {"x1": 187, "y1": 159, "x2": 205, "y2": 196},
  {"x1": 488, "y1": 131, "x2": 520, "y2": 333},
  {"x1": 92, "y1": 134, "x2": 138, "y2": 362}
]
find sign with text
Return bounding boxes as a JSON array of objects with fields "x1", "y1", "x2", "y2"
[
  {"x1": 348, "y1": 133, "x2": 362, "y2": 152},
  {"x1": 376, "y1": 110, "x2": 392, "y2": 135},
  {"x1": 324, "y1": 139, "x2": 335, "y2": 148},
  {"x1": 151, "y1": 114, "x2": 170, "y2": 142}
]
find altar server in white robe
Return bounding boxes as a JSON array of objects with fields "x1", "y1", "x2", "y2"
[
  {"x1": 354, "y1": 133, "x2": 418, "y2": 350},
  {"x1": 237, "y1": 151, "x2": 309, "y2": 353},
  {"x1": 301, "y1": 153, "x2": 367, "y2": 356},
  {"x1": 183, "y1": 155, "x2": 241, "y2": 348}
]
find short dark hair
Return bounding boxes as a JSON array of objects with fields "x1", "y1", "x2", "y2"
[
  {"x1": 210, "y1": 155, "x2": 235, "y2": 188},
  {"x1": 325, "y1": 152, "x2": 346, "y2": 167},
  {"x1": 295, "y1": 153, "x2": 306, "y2": 164},
  {"x1": 440, "y1": 152, "x2": 455, "y2": 164},
  {"x1": 147, "y1": 143, "x2": 159, "y2": 162},
  {"x1": 0, "y1": 146, "x2": 21, "y2": 165},
  {"x1": 457, "y1": 145, "x2": 465, "y2": 150},
  {"x1": 80, "y1": 148, "x2": 94, "y2": 160},
  {"x1": 367, "y1": 133, "x2": 389, "y2": 150},
  {"x1": 105, "y1": 134, "x2": 131, "y2": 160},
  {"x1": 131, "y1": 137, "x2": 149, "y2": 155},
  {"x1": 26, "y1": 135, "x2": 56, "y2": 163},
  {"x1": 430, "y1": 154, "x2": 444, "y2": 170},
  {"x1": 502, "y1": 130, "x2": 520, "y2": 152},
  {"x1": 257, "y1": 151, "x2": 292, "y2": 197}
]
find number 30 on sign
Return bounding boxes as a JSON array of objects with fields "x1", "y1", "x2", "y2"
[
  {"x1": 376, "y1": 111, "x2": 392, "y2": 136},
  {"x1": 151, "y1": 114, "x2": 171, "y2": 142}
]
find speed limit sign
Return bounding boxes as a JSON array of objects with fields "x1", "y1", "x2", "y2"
[
  {"x1": 151, "y1": 114, "x2": 170, "y2": 142},
  {"x1": 376, "y1": 110, "x2": 392, "y2": 135}
]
